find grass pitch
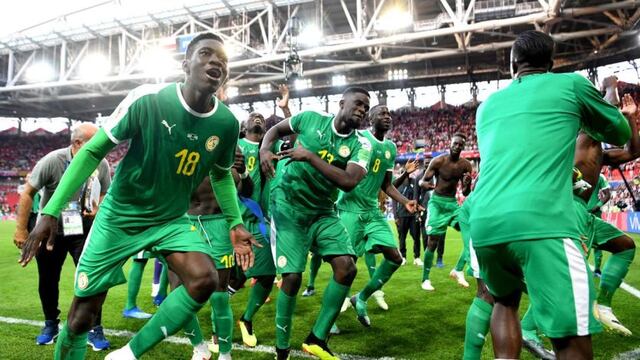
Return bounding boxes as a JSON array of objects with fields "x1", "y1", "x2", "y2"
[{"x1": 0, "y1": 220, "x2": 639, "y2": 359}]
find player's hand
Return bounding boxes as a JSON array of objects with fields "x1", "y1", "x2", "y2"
[
  {"x1": 462, "y1": 173, "x2": 472, "y2": 187},
  {"x1": 404, "y1": 159, "x2": 418, "y2": 174},
  {"x1": 19, "y1": 215, "x2": 58, "y2": 267},
  {"x1": 230, "y1": 224, "x2": 261, "y2": 271},
  {"x1": 404, "y1": 200, "x2": 424, "y2": 214},
  {"x1": 278, "y1": 146, "x2": 312, "y2": 164},
  {"x1": 621, "y1": 93, "x2": 637, "y2": 116},
  {"x1": 259, "y1": 149, "x2": 279, "y2": 178},
  {"x1": 602, "y1": 75, "x2": 618, "y2": 90},
  {"x1": 13, "y1": 227, "x2": 28, "y2": 249},
  {"x1": 276, "y1": 84, "x2": 290, "y2": 109},
  {"x1": 82, "y1": 208, "x2": 97, "y2": 219},
  {"x1": 233, "y1": 148, "x2": 246, "y2": 174}
]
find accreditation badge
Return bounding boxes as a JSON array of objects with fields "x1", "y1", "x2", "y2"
[{"x1": 62, "y1": 201, "x2": 83, "y2": 236}]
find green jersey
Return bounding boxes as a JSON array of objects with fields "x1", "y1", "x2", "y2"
[
  {"x1": 587, "y1": 174, "x2": 609, "y2": 217},
  {"x1": 238, "y1": 138, "x2": 262, "y2": 221},
  {"x1": 337, "y1": 129, "x2": 396, "y2": 212},
  {"x1": 260, "y1": 140, "x2": 284, "y2": 217},
  {"x1": 102, "y1": 83, "x2": 239, "y2": 227},
  {"x1": 277, "y1": 111, "x2": 371, "y2": 212},
  {"x1": 471, "y1": 73, "x2": 630, "y2": 246}
]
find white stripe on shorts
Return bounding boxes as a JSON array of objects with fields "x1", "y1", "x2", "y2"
[
  {"x1": 563, "y1": 238, "x2": 590, "y2": 336},
  {"x1": 269, "y1": 216, "x2": 277, "y2": 265},
  {"x1": 469, "y1": 237, "x2": 480, "y2": 279}
]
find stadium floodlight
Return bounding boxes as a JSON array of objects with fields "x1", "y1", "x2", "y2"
[
  {"x1": 332, "y1": 75, "x2": 346, "y2": 87},
  {"x1": 78, "y1": 54, "x2": 111, "y2": 80},
  {"x1": 26, "y1": 62, "x2": 55, "y2": 82},
  {"x1": 140, "y1": 46, "x2": 178, "y2": 78},
  {"x1": 226, "y1": 86, "x2": 239, "y2": 98},
  {"x1": 375, "y1": 8, "x2": 412, "y2": 32},
  {"x1": 298, "y1": 25, "x2": 322, "y2": 47},
  {"x1": 260, "y1": 83, "x2": 271, "y2": 93},
  {"x1": 389, "y1": 68, "x2": 408, "y2": 81},
  {"x1": 295, "y1": 78, "x2": 312, "y2": 90}
]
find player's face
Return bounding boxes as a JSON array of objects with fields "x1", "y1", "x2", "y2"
[
  {"x1": 183, "y1": 39, "x2": 229, "y2": 93},
  {"x1": 371, "y1": 106, "x2": 392, "y2": 132},
  {"x1": 342, "y1": 92, "x2": 370, "y2": 129},
  {"x1": 450, "y1": 136, "x2": 465, "y2": 155},
  {"x1": 246, "y1": 113, "x2": 265, "y2": 133}
]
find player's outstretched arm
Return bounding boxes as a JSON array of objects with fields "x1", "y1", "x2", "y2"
[
  {"x1": 382, "y1": 171, "x2": 423, "y2": 214},
  {"x1": 604, "y1": 94, "x2": 640, "y2": 166},
  {"x1": 392, "y1": 159, "x2": 418, "y2": 188},
  {"x1": 260, "y1": 119, "x2": 294, "y2": 177},
  {"x1": 19, "y1": 130, "x2": 116, "y2": 267},
  {"x1": 13, "y1": 183, "x2": 37, "y2": 249},
  {"x1": 276, "y1": 84, "x2": 292, "y2": 118},
  {"x1": 418, "y1": 157, "x2": 439, "y2": 189},
  {"x1": 209, "y1": 167, "x2": 260, "y2": 270}
]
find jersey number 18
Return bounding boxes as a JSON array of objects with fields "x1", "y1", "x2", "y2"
[{"x1": 175, "y1": 149, "x2": 200, "y2": 176}]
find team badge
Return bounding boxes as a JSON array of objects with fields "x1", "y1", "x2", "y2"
[
  {"x1": 277, "y1": 255, "x2": 287, "y2": 268},
  {"x1": 385, "y1": 150, "x2": 391, "y2": 159},
  {"x1": 77, "y1": 272, "x2": 89, "y2": 290},
  {"x1": 206, "y1": 136, "x2": 219, "y2": 152},
  {"x1": 338, "y1": 145, "x2": 350, "y2": 157}
]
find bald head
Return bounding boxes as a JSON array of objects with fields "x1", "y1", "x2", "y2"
[{"x1": 70, "y1": 123, "x2": 99, "y2": 155}]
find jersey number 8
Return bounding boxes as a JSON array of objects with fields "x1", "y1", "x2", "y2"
[
  {"x1": 372, "y1": 158, "x2": 381, "y2": 173},
  {"x1": 175, "y1": 149, "x2": 201, "y2": 176}
]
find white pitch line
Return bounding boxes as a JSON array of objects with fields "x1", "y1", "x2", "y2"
[
  {"x1": 589, "y1": 265, "x2": 640, "y2": 300},
  {"x1": 0, "y1": 316, "x2": 397, "y2": 360},
  {"x1": 614, "y1": 347, "x2": 640, "y2": 360}
]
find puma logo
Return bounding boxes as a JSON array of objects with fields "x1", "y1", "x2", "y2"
[
  {"x1": 219, "y1": 336, "x2": 230, "y2": 343},
  {"x1": 316, "y1": 130, "x2": 324, "y2": 139},
  {"x1": 276, "y1": 324, "x2": 288, "y2": 332},
  {"x1": 184, "y1": 329, "x2": 195, "y2": 337},
  {"x1": 161, "y1": 326, "x2": 168, "y2": 338},
  {"x1": 161, "y1": 120, "x2": 177, "y2": 135}
]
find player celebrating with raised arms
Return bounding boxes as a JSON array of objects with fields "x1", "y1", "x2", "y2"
[{"x1": 18, "y1": 33, "x2": 257, "y2": 360}]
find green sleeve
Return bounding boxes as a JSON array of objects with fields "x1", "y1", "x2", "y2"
[
  {"x1": 289, "y1": 112, "x2": 307, "y2": 133},
  {"x1": 575, "y1": 74, "x2": 631, "y2": 146},
  {"x1": 41, "y1": 130, "x2": 116, "y2": 217},
  {"x1": 209, "y1": 167, "x2": 244, "y2": 229}
]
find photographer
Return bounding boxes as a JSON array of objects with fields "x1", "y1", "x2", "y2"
[{"x1": 13, "y1": 123, "x2": 112, "y2": 350}]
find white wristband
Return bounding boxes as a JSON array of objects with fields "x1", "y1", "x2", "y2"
[{"x1": 240, "y1": 170, "x2": 250, "y2": 179}]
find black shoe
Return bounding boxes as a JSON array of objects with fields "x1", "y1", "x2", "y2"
[
  {"x1": 522, "y1": 338, "x2": 556, "y2": 360},
  {"x1": 275, "y1": 347, "x2": 290, "y2": 360}
]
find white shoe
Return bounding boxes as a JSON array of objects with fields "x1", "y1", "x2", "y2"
[
  {"x1": 413, "y1": 258, "x2": 424, "y2": 267},
  {"x1": 401, "y1": 257, "x2": 407, "y2": 266},
  {"x1": 449, "y1": 269, "x2": 470, "y2": 288},
  {"x1": 192, "y1": 342, "x2": 212, "y2": 360},
  {"x1": 595, "y1": 304, "x2": 632, "y2": 336},
  {"x1": 421, "y1": 280, "x2": 435, "y2": 291},
  {"x1": 340, "y1": 297, "x2": 351, "y2": 313},
  {"x1": 208, "y1": 335, "x2": 219, "y2": 354},
  {"x1": 104, "y1": 344, "x2": 136, "y2": 360},
  {"x1": 151, "y1": 283, "x2": 160, "y2": 297},
  {"x1": 217, "y1": 353, "x2": 232, "y2": 360},
  {"x1": 371, "y1": 290, "x2": 389, "y2": 311}
]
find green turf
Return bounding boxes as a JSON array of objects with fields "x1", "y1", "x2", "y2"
[{"x1": 1, "y1": 220, "x2": 639, "y2": 359}]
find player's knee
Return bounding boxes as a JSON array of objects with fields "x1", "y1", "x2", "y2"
[
  {"x1": 382, "y1": 248, "x2": 403, "y2": 265},
  {"x1": 256, "y1": 275, "x2": 276, "y2": 290},
  {"x1": 333, "y1": 258, "x2": 357, "y2": 285},
  {"x1": 67, "y1": 305, "x2": 97, "y2": 333},
  {"x1": 185, "y1": 268, "x2": 218, "y2": 301},
  {"x1": 281, "y1": 273, "x2": 302, "y2": 295},
  {"x1": 622, "y1": 236, "x2": 636, "y2": 251}
]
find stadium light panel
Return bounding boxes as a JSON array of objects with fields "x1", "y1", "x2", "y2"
[
  {"x1": 298, "y1": 25, "x2": 322, "y2": 47},
  {"x1": 375, "y1": 8, "x2": 412, "y2": 32},
  {"x1": 332, "y1": 75, "x2": 346, "y2": 87},
  {"x1": 140, "y1": 46, "x2": 177, "y2": 78},
  {"x1": 26, "y1": 62, "x2": 55, "y2": 82},
  {"x1": 78, "y1": 54, "x2": 110, "y2": 80},
  {"x1": 260, "y1": 83, "x2": 271, "y2": 93}
]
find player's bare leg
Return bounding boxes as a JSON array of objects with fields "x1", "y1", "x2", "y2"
[{"x1": 491, "y1": 291, "x2": 522, "y2": 359}]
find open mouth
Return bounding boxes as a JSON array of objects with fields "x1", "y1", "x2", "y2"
[{"x1": 205, "y1": 68, "x2": 222, "y2": 79}]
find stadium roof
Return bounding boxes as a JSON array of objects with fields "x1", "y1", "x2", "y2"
[{"x1": 0, "y1": 0, "x2": 639, "y2": 120}]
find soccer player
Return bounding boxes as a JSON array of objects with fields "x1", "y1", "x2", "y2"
[
  {"x1": 260, "y1": 87, "x2": 372, "y2": 360},
  {"x1": 418, "y1": 133, "x2": 473, "y2": 291},
  {"x1": 18, "y1": 33, "x2": 257, "y2": 360},
  {"x1": 589, "y1": 174, "x2": 611, "y2": 276},
  {"x1": 235, "y1": 85, "x2": 292, "y2": 348},
  {"x1": 572, "y1": 92, "x2": 639, "y2": 335},
  {"x1": 471, "y1": 30, "x2": 630, "y2": 359},
  {"x1": 122, "y1": 252, "x2": 154, "y2": 319},
  {"x1": 337, "y1": 104, "x2": 420, "y2": 327}
]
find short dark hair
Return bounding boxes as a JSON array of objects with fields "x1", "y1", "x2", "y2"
[
  {"x1": 342, "y1": 87, "x2": 370, "y2": 98},
  {"x1": 512, "y1": 30, "x2": 555, "y2": 69},
  {"x1": 367, "y1": 104, "x2": 387, "y2": 122},
  {"x1": 186, "y1": 33, "x2": 225, "y2": 59},
  {"x1": 452, "y1": 132, "x2": 467, "y2": 141}
]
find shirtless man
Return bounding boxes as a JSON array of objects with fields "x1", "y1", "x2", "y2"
[{"x1": 418, "y1": 133, "x2": 472, "y2": 291}]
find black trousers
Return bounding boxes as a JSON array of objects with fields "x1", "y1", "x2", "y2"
[
  {"x1": 31, "y1": 216, "x2": 102, "y2": 324},
  {"x1": 397, "y1": 216, "x2": 421, "y2": 258}
]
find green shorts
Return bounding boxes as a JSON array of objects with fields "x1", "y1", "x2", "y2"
[
  {"x1": 189, "y1": 214, "x2": 235, "y2": 270},
  {"x1": 426, "y1": 194, "x2": 460, "y2": 235},
  {"x1": 475, "y1": 238, "x2": 601, "y2": 338},
  {"x1": 338, "y1": 209, "x2": 397, "y2": 257},
  {"x1": 244, "y1": 218, "x2": 276, "y2": 278},
  {"x1": 574, "y1": 197, "x2": 625, "y2": 251},
  {"x1": 271, "y1": 200, "x2": 355, "y2": 274},
  {"x1": 74, "y1": 213, "x2": 211, "y2": 297}
]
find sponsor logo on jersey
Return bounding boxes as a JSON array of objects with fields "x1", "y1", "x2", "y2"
[
  {"x1": 339, "y1": 145, "x2": 351, "y2": 157},
  {"x1": 77, "y1": 272, "x2": 89, "y2": 290},
  {"x1": 385, "y1": 150, "x2": 391, "y2": 159},
  {"x1": 206, "y1": 136, "x2": 220, "y2": 152},
  {"x1": 277, "y1": 255, "x2": 287, "y2": 268},
  {"x1": 161, "y1": 120, "x2": 177, "y2": 135},
  {"x1": 187, "y1": 133, "x2": 198, "y2": 141}
]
